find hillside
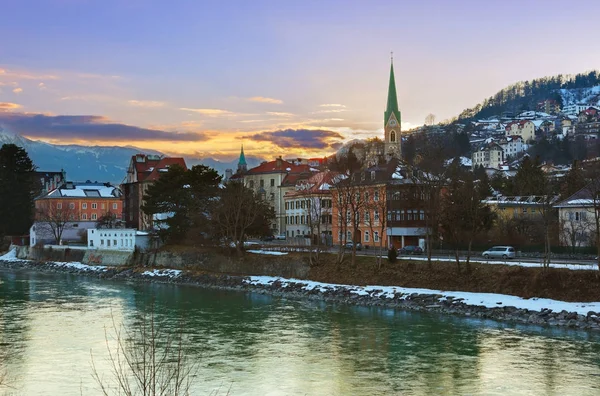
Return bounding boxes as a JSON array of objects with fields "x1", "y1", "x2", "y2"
[{"x1": 455, "y1": 71, "x2": 600, "y2": 121}]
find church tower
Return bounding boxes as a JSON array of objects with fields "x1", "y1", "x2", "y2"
[
  {"x1": 237, "y1": 144, "x2": 247, "y2": 174},
  {"x1": 384, "y1": 56, "x2": 401, "y2": 160}
]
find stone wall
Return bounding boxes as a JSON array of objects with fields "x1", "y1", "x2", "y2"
[
  {"x1": 28, "y1": 246, "x2": 86, "y2": 262},
  {"x1": 82, "y1": 250, "x2": 133, "y2": 266},
  {"x1": 134, "y1": 250, "x2": 309, "y2": 279}
]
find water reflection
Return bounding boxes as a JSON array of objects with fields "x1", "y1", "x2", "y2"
[{"x1": 1, "y1": 268, "x2": 600, "y2": 395}]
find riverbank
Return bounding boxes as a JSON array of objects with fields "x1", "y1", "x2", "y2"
[{"x1": 2, "y1": 249, "x2": 600, "y2": 332}]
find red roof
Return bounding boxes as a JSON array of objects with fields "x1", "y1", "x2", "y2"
[{"x1": 130, "y1": 154, "x2": 187, "y2": 182}]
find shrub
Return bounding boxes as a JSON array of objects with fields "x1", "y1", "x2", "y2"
[{"x1": 387, "y1": 247, "x2": 397, "y2": 263}]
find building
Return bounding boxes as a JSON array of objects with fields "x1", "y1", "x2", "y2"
[
  {"x1": 32, "y1": 181, "x2": 123, "y2": 244},
  {"x1": 575, "y1": 107, "x2": 600, "y2": 136},
  {"x1": 386, "y1": 171, "x2": 429, "y2": 249},
  {"x1": 484, "y1": 195, "x2": 557, "y2": 221},
  {"x1": 283, "y1": 171, "x2": 339, "y2": 240},
  {"x1": 122, "y1": 154, "x2": 187, "y2": 230},
  {"x1": 35, "y1": 169, "x2": 66, "y2": 195},
  {"x1": 562, "y1": 103, "x2": 590, "y2": 117},
  {"x1": 537, "y1": 99, "x2": 560, "y2": 115},
  {"x1": 384, "y1": 58, "x2": 402, "y2": 160},
  {"x1": 554, "y1": 186, "x2": 596, "y2": 248},
  {"x1": 87, "y1": 228, "x2": 136, "y2": 251},
  {"x1": 230, "y1": 153, "x2": 315, "y2": 235},
  {"x1": 505, "y1": 120, "x2": 535, "y2": 142},
  {"x1": 331, "y1": 163, "x2": 393, "y2": 248},
  {"x1": 498, "y1": 136, "x2": 525, "y2": 159},
  {"x1": 472, "y1": 142, "x2": 504, "y2": 169}
]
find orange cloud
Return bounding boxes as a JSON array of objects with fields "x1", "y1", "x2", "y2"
[
  {"x1": 266, "y1": 111, "x2": 294, "y2": 117},
  {"x1": 248, "y1": 96, "x2": 283, "y2": 104},
  {"x1": 128, "y1": 100, "x2": 166, "y2": 108},
  {"x1": 0, "y1": 102, "x2": 22, "y2": 111},
  {"x1": 320, "y1": 104, "x2": 346, "y2": 108},
  {"x1": 180, "y1": 108, "x2": 234, "y2": 117}
]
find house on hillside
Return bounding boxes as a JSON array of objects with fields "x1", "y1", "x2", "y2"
[
  {"x1": 472, "y1": 142, "x2": 504, "y2": 170},
  {"x1": 505, "y1": 120, "x2": 535, "y2": 142},
  {"x1": 122, "y1": 154, "x2": 187, "y2": 230}
]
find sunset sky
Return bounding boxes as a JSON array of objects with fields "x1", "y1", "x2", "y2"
[{"x1": 2, "y1": 0, "x2": 600, "y2": 161}]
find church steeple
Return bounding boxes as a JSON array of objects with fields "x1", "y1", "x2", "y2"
[
  {"x1": 237, "y1": 144, "x2": 247, "y2": 173},
  {"x1": 384, "y1": 57, "x2": 401, "y2": 125},
  {"x1": 384, "y1": 55, "x2": 402, "y2": 160}
]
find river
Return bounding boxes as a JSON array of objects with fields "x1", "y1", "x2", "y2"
[{"x1": 1, "y1": 268, "x2": 600, "y2": 395}]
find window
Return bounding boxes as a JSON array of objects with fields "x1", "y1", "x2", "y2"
[
  {"x1": 365, "y1": 192, "x2": 369, "y2": 202},
  {"x1": 260, "y1": 179, "x2": 264, "y2": 188},
  {"x1": 285, "y1": 202, "x2": 289, "y2": 210},
  {"x1": 374, "y1": 231, "x2": 380, "y2": 242},
  {"x1": 57, "y1": 203, "x2": 62, "y2": 209},
  {"x1": 365, "y1": 211, "x2": 370, "y2": 223},
  {"x1": 374, "y1": 210, "x2": 380, "y2": 222},
  {"x1": 91, "y1": 213, "x2": 97, "y2": 220},
  {"x1": 69, "y1": 203, "x2": 75, "y2": 209},
  {"x1": 270, "y1": 193, "x2": 275, "y2": 201},
  {"x1": 576, "y1": 212, "x2": 580, "y2": 221},
  {"x1": 82, "y1": 213, "x2": 87, "y2": 220},
  {"x1": 390, "y1": 130, "x2": 396, "y2": 143},
  {"x1": 301, "y1": 201, "x2": 305, "y2": 209},
  {"x1": 270, "y1": 178, "x2": 275, "y2": 187},
  {"x1": 113, "y1": 203, "x2": 118, "y2": 210},
  {"x1": 249, "y1": 180, "x2": 255, "y2": 188},
  {"x1": 374, "y1": 191, "x2": 379, "y2": 201},
  {"x1": 92, "y1": 203, "x2": 97, "y2": 209},
  {"x1": 295, "y1": 215, "x2": 299, "y2": 224},
  {"x1": 82, "y1": 203, "x2": 88, "y2": 209},
  {"x1": 371, "y1": 171, "x2": 376, "y2": 181},
  {"x1": 347, "y1": 231, "x2": 352, "y2": 241},
  {"x1": 419, "y1": 210, "x2": 425, "y2": 221},
  {"x1": 296, "y1": 201, "x2": 300, "y2": 209},
  {"x1": 364, "y1": 231, "x2": 370, "y2": 242}
]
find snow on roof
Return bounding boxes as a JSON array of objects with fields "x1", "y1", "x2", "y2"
[{"x1": 45, "y1": 183, "x2": 120, "y2": 198}]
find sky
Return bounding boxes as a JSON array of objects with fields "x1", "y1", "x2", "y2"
[{"x1": 1, "y1": 0, "x2": 600, "y2": 161}]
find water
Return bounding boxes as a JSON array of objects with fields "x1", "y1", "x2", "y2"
[{"x1": 1, "y1": 269, "x2": 600, "y2": 395}]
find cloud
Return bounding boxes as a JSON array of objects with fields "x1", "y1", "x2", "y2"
[
  {"x1": 0, "y1": 112, "x2": 210, "y2": 142},
  {"x1": 311, "y1": 108, "x2": 347, "y2": 114},
  {"x1": 0, "y1": 102, "x2": 22, "y2": 112},
  {"x1": 180, "y1": 108, "x2": 234, "y2": 117},
  {"x1": 266, "y1": 111, "x2": 294, "y2": 117},
  {"x1": 12, "y1": 87, "x2": 23, "y2": 94},
  {"x1": 128, "y1": 100, "x2": 166, "y2": 108},
  {"x1": 38, "y1": 82, "x2": 47, "y2": 90},
  {"x1": 320, "y1": 104, "x2": 346, "y2": 108},
  {"x1": 248, "y1": 96, "x2": 283, "y2": 104},
  {"x1": 0, "y1": 68, "x2": 59, "y2": 81},
  {"x1": 245, "y1": 128, "x2": 344, "y2": 150}
]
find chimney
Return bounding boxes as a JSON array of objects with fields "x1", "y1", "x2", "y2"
[{"x1": 276, "y1": 156, "x2": 283, "y2": 169}]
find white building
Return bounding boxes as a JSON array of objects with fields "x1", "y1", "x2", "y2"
[
  {"x1": 87, "y1": 228, "x2": 137, "y2": 251},
  {"x1": 499, "y1": 136, "x2": 525, "y2": 158},
  {"x1": 562, "y1": 103, "x2": 590, "y2": 117},
  {"x1": 472, "y1": 142, "x2": 504, "y2": 169}
]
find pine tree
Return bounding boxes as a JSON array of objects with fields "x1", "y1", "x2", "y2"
[{"x1": 0, "y1": 144, "x2": 38, "y2": 237}]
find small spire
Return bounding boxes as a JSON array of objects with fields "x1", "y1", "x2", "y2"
[{"x1": 237, "y1": 144, "x2": 247, "y2": 173}]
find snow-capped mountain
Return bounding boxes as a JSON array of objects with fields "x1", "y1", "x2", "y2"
[{"x1": 0, "y1": 128, "x2": 263, "y2": 184}]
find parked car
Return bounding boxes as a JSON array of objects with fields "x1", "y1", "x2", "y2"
[
  {"x1": 261, "y1": 235, "x2": 275, "y2": 242},
  {"x1": 344, "y1": 241, "x2": 362, "y2": 251},
  {"x1": 399, "y1": 245, "x2": 423, "y2": 255},
  {"x1": 274, "y1": 234, "x2": 286, "y2": 240},
  {"x1": 482, "y1": 246, "x2": 515, "y2": 259}
]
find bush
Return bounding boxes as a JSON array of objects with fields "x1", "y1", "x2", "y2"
[{"x1": 387, "y1": 247, "x2": 397, "y2": 263}]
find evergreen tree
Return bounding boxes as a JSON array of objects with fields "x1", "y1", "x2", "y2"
[
  {"x1": 514, "y1": 156, "x2": 545, "y2": 195},
  {"x1": 560, "y1": 160, "x2": 586, "y2": 199},
  {"x1": 0, "y1": 144, "x2": 38, "y2": 237}
]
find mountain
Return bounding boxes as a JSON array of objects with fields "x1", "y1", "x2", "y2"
[
  {"x1": 0, "y1": 128, "x2": 264, "y2": 184},
  {"x1": 454, "y1": 70, "x2": 600, "y2": 121}
]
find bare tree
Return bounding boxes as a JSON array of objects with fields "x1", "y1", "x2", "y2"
[
  {"x1": 211, "y1": 182, "x2": 274, "y2": 256},
  {"x1": 560, "y1": 215, "x2": 593, "y2": 252},
  {"x1": 97, "y1": 211, "x2": 120, "y2": 229},
  {"x1": 91, "y1": 309, "x2": 199, "y2": 396},
  {"x1": 425, "y1": 113, "x2": 436, "y2": 126},
  {"x1": 365, "y1": 185, "x2": 387, "y2": 270},
  {"x1": 35, "y1": 200, "x2": 79, "y2": 244}
]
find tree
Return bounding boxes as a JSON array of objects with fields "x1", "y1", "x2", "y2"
[
  {"x1": 0, "y1": 144, "x2": 38, "y2": 238},
  {"x1": 142, "y1": 164, "x2": 221, "y2": 243},
  {"x1": 97, "y1": 211, "x2": 120, "y2": 229},
  {"x1": 560, "y1": 161, "x2": 586, "y2": 199},
  {"x1": 210, "y1": 182, "x2": 274, "y2": 256},
  {"x1": 425, "y1": 113, "x2": 436, "y2": 126},
  {"x1": 365, "y1": 185, "x2": 388, "y2": 270},
  {"x1": 514, "y1": 156, "x2": 545, "y2": 196},
  {"x1": 35, "y1": 200, "x2": 79, "y2": 244}
]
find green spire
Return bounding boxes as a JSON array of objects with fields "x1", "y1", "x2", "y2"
[
  {"x1": 238, "y1": 144, "x2": 247, "y2": 166},
  {"x1": 384, "y1": 59, "x2": 401, "y2": 125}
]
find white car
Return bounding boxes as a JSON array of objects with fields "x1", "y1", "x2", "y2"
[
  {"x1": 482, "y1": 246, "x2": 516, "y2": 259},
  {"x1": 274, "y1": 234, "x2": 286, "y2": 240}
]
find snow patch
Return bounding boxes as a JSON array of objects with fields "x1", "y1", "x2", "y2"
[
  {"x1": 247, "y1": 250, "x2": 289, "y2": 256},
  {"x1": 0, "y1": 249, "x2": 23, "y2": 262},
  {"x1": 142, "y1": 269, "x2": 182, "y2": 278},
  {"x1": 244, "y1": 276, "x2": 600, "y2": 315}
]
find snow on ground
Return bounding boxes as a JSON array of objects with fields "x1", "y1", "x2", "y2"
[
  {"x1": 245, "y1": 276, "x2": 600, "y2": 315},
  {"x1": 384, "y1": 255, "x2": 596, "y2": 271},
  {"x1": 50, "y1": 261, "x2": 108, "y2": 272},
  {"x1": 0, "y1": 249, "x2": 22, "y2": 262},
  {"x1": 142, "y1": 269, "x2": 182, "y2": 278},
  {"x1": 247, "y1": 250, "x2": 288, "y2": 256}
]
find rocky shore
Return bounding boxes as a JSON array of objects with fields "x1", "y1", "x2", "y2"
[{"x1": 2, "y1": 257, "x2": 600, "y2": 332}]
